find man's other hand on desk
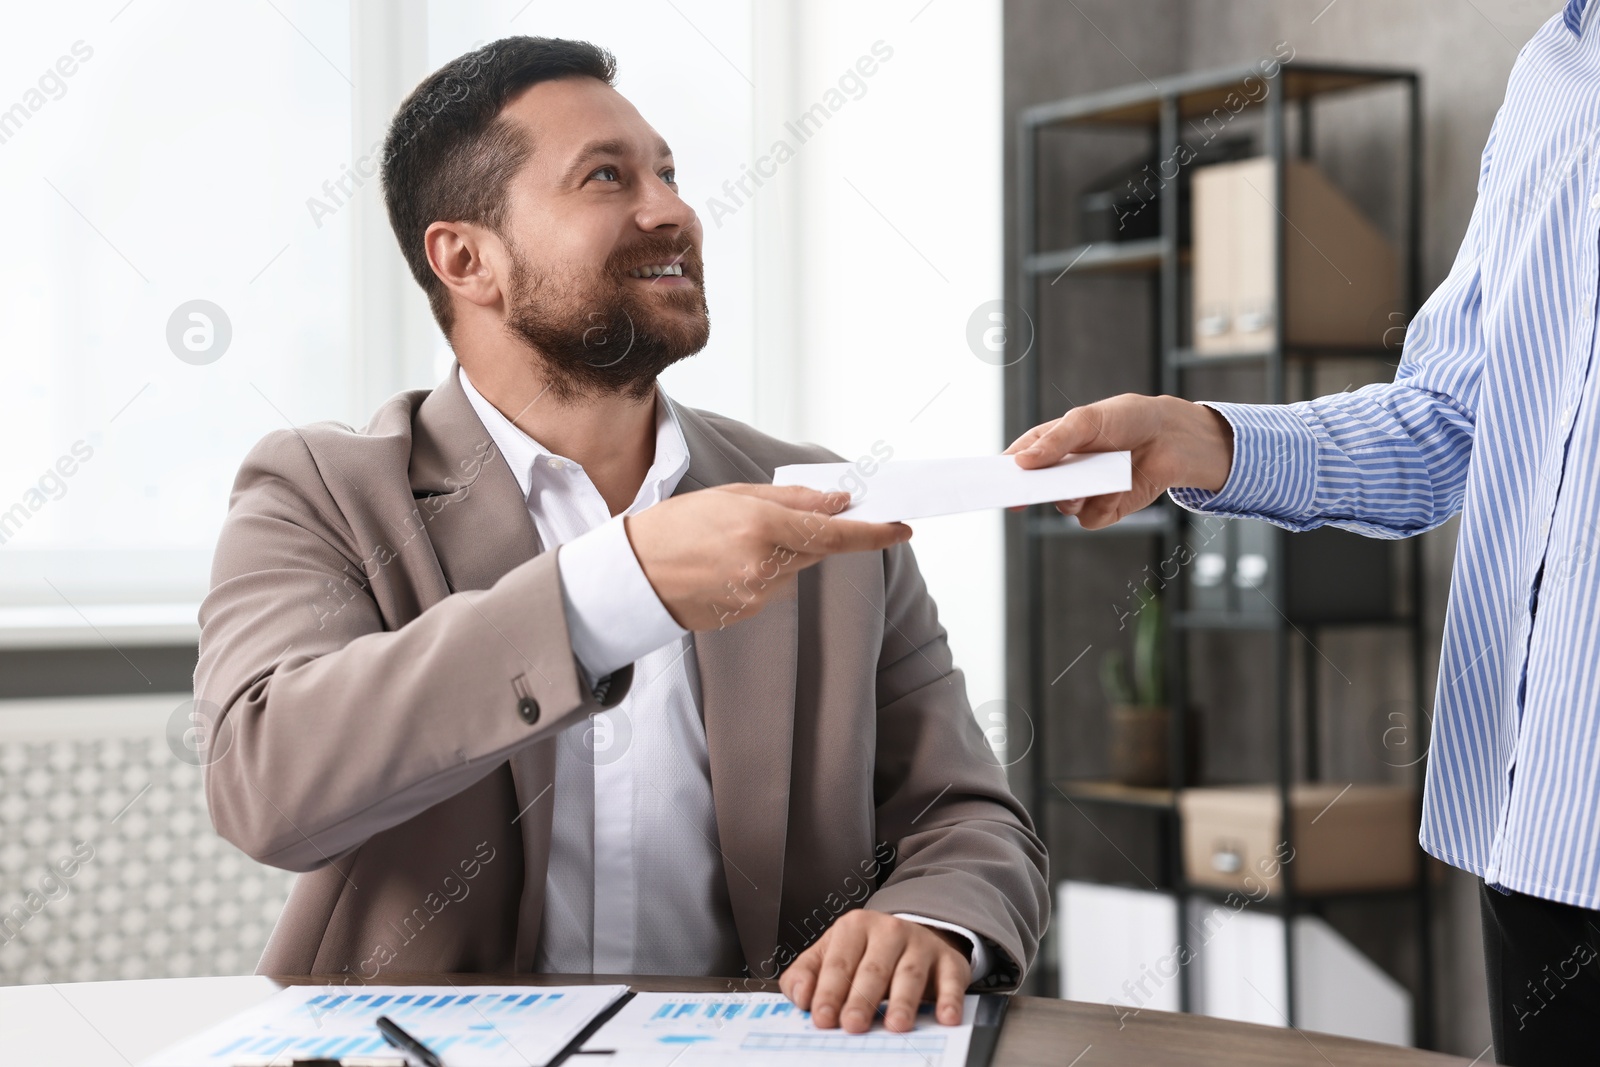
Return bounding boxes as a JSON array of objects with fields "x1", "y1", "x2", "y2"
[
  {"x1": 626, "y1": 484, "x2": 911, "y2": 630},
  {"x1": 778, "y1": 910, "x2": 971, "y2": 1034}
]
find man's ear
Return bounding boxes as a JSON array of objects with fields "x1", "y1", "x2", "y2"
[{"x1": 424, "y1": 220, "x2": 508, "y2": 315}]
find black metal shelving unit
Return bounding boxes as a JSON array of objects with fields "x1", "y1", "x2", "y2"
[{"x1": 1011, "y1": 62, "x2": 1434, "y2": 1045}]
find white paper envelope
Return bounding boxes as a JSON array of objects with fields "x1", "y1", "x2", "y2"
[{"x1": 772, "y1": 451, "x2": 1132, "y2": 523}]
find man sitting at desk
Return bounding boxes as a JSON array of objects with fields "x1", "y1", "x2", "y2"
[{"x1": 194, "y1": 36, "x2": 1047, "y2": 1034}]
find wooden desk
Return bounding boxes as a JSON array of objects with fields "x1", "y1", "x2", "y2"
[{"x1": 1, "y1": 972, "x2": 1476, "y2": 1066}]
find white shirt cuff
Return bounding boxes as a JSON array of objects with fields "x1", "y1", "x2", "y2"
[
  {"x1": 556, "y1": 514, "x2": 687, "y2": 682},
  {"x1": 894, "y1": 913, "x2": 993, "y2": 984}
]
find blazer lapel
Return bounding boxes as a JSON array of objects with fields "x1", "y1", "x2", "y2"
[
  {"x1": 410, "y1": 363, "x2": 559, "y2": 972},
  {"x1": 408, "y1": 363, "x2": 542, "y2": 591},
  {"x1": 672, "y1": 400, "x2": 798, "y2": 971}
]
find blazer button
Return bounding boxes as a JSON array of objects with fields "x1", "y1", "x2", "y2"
[{"x1": 517, "y1": 696, "x2": 540, "y2": 724}]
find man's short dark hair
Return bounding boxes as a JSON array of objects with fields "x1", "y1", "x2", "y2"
[{"x1": 381, "y1": 36, "x2": 616, "y2": 335}]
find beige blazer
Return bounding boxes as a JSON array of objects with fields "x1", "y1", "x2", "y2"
[{"x1": 194, "y1": 366, "x2": 1048, "y2": 986}]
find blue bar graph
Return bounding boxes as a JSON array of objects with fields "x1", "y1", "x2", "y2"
[
  {"x1": 650, "y1": 999, "x2": 797, "y2": 1023},
  {"x1": 176, "y1": 984, "x2": 626, "y2": 1067}
]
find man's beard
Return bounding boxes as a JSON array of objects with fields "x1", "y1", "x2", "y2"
[{"x1": 503, "y1": 234, "x2": 710, "y2": 403}]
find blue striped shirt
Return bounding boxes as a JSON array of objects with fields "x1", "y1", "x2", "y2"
[{"x1": 1173, "y1": 0, "x2": 1600, "y2": 908}]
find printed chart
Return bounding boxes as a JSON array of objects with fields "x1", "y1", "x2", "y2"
[
  {"x1": 140, "y1": 984, "x2": 628, "y2": 1067},
  {"x1": 579, "y1": 991, "x2": 978, "y2": 1066}
]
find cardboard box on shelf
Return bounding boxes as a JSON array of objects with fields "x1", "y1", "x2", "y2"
[
  {"x1": 1179, "y1": 783, "x2": 1418, "y2": 895},
  {"x1": 1191, "y1": 156, "x2": 1401, "y2": 355}
]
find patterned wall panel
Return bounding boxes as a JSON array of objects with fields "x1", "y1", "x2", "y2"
[{"x1": 0, "y1": 695, "x2": 294, "y2": 985}]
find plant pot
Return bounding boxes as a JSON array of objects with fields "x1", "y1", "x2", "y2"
[{"x1": 1109, "y1": 704, "x2": 1170, "y2": 787}]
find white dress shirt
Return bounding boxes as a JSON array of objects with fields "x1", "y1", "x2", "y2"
[{"x1": 459, "y1": 368, "x2": 990, "y2": 981}]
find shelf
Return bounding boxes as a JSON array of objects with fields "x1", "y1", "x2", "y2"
[
  {"x1": 1054, "y1": 778, "x2": 1177, "y2": 810},
  {"x1": 1048, "y1": 877, "x2": 1423, "y2": 913},
  {"x1": 1016, "y1": 59, "x2": 1428, "y2": 1033},
  {"x1": 1176, "y1": 610, "x2": 1414, "y2": 631},
  {"x1": 1174, "y1": 610, "x2": 1281, "y2": 631},
  {"x1": 1028, "y1": 505, "x2": 1175, "y2": 538},
  {"x1": 1022, "y1": 61, "x2": 1415, "y2": 129},
  {"x1": 1024, "y1": 239, "x2": 1163, "y2": 277},
  {"x1": 1170, "y1": 344, "x2": 1402, "y2": 368},
  {"x1": 1179, "y1": 879, "x2": 1421, "y2": 913}
]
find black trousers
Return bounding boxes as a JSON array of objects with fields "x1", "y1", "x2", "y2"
[{"x1": 1480, "y1": 880, "x2": 1600, "y2": 1065}]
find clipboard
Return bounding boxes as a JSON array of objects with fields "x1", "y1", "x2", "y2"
[
  {"x1": 550, "y1": 993, "x2": 632, "y2": 1065},
  {"x1": 552, "y1": 990, "x2": 1011, "y2": 1067},
  {"x1": 965, "y1": 993, "x2": 1010, "y2": 1067}
]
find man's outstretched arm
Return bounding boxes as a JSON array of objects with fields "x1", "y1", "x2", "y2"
[{"x1": 197, "y1": 430, "x2": 908, "y2": 871}]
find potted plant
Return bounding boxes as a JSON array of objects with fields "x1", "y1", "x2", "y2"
[{"x1": 1100, "y1": 595, "x2": 1171, "y2": 788}]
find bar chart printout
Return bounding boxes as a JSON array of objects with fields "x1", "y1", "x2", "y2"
[
  {"x1": 579, "y1": 992, "x2": 978, "y2": 1067},
  {"x1": 139, "y1": 984, "x2": 629, "y2": 1067}
]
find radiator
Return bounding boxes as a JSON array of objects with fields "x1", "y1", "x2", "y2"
[{"x1": 0, "y1": 694, "x2": 295, "y2": 985}]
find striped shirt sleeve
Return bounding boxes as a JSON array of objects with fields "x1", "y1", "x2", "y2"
[{"x1": 1170, "y1": 105, "x2": 1500, "y2": 539}]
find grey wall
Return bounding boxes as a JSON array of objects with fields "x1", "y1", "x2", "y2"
[
  {"x1": 0, "y1": 648, "x2": 196, "y2": 699},
  {"x1": 1004, "y1": 0, "x2": 1560, "y2": 1056}
]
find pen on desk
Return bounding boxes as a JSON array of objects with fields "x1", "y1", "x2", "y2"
[{"x1": 376, "y1": 1014, "x2": 445, "y2": 1067}]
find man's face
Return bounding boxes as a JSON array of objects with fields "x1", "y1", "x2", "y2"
[{"x1": 494, "y1": 76, "x2": 708, "y2": 401}]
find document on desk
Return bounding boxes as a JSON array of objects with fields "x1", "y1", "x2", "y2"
[
  {"x1": 578, "y1": 991, "x2": 988, "y2": 1067},
  {"x1": 139, "y1": 983, "x2": 628, "y2": 1067},
  {"x1": 772, "y1": 451, "x2": 1132, "y2": 523}
]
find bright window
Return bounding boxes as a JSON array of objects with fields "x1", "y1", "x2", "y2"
[
  {"x1": 0, "y1": 0, "x2": 761, "y2": 620},
  {"x1": 0, "y1": 1, "x2": 356, "y2": 610}
]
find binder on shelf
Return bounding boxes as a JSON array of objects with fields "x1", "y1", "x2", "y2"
[
  {"x1": 1188, "y1": 523, "x2": 1231, "y2": 614},
  {"x1": 1185, "y1": 517, "x2": 1398, "y2": 623},
  {"x1": 1231, "y1": 519, "x2": 1273, "y2": 613},
  {"x1": 1191, "y1": 156, "x2": 1401, "y2": 355}
]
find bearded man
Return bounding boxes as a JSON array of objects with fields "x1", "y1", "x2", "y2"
[{"x1": 194, "y1": 36, "x2": 1047, "y2": 1034}]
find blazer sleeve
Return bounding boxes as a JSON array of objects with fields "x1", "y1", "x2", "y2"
[
  {"x1": 193, "y1": 429, "x2": 627, "y2": 873},
  {"x1": 861, "y1": 540, "x2": 1050, "y2": 989}
]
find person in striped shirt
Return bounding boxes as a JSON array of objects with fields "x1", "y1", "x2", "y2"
[{"x1": 1010, "y1": 3, "x2": 1600, "y2": 1062}]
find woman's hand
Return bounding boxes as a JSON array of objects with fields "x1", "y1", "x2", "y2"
[{"x1": 1005, "y1": 394, "x2": 1234, "y2": 529}]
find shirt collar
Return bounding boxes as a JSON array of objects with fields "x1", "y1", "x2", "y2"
[
  {"x1": 1566, "y1": 0, "x2": 1588, "y2": 36},
  {"x1": 458, "y1": 365, "x2": 691, "y2": 513}
]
